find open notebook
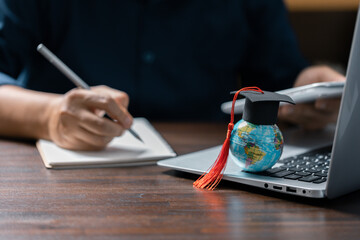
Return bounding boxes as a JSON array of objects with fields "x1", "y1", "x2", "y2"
[{"x1": 36, "y1": 118, "x2": 176, "y2": 169}]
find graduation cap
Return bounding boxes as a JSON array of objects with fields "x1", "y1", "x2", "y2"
[
  {"x1": 193, "y1": 87, "x2": 295, "y2": 191},
  {"x1": 239, "y1": 90, "x2": 295, "y2": 125}
]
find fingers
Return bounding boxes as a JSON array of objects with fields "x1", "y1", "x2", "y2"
[
  {"x1": 91, "y1": 85, "x2": 130, "y2": 108},
  {"x1": 57, "y1": 108, "x2": 122, "y2": 151},
  {"x1": 66, "y1": 89, "x2": 133, "y2": 129},
  {"x1": 77, "y1": 109, "x2": 125, "y2": 137},
  {"x1": 279, "y1": 102, "x2": 338, "y2": 130},
  {"x1": 83, "y1": 94, "x2": 133, "y2": 128},
  {"x1": 294, "y1": 65, "x2": 346, "y2": 87},
  {"x1": 61, "y1": 113, "x2": 113, "y2": 150},
  {"x1": 283, "y1": 65, "x2": 345, "y2": 130},
  {"x1": 314, "y1": 98, "x2": 341, "y2": 113},
  {"x1": 48, "y1": 87, "x2": 133, "y2": 151},
  {"x1": 73, "y1": 126, "x2": 113, "y2": 150}
]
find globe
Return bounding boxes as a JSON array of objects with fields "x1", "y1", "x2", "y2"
[{"x1": 229, "y1": 119, "x2": 284, "y2": 172}]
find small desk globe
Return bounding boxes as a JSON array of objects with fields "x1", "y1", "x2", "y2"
[
  {"x1": 193, "y1": 88, "x2": 294, "y2": 190},
  {"x1": 229, "y1": 119, "x2": 284, "y2": 172}
]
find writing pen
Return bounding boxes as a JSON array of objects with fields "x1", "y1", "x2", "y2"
[{"x1": 36, "y1": 43, "x2": 143, "y2": 143}]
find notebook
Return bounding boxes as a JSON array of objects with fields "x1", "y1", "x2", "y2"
[
  {"x1": 158, "y1": 4, "x2": 360, "y2": 199},
  {"x1": 37, "y1": 118, "x2": 176, "y2": 169}
]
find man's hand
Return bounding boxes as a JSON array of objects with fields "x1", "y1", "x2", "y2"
[
  {"x1": 278, "y1": 65, "x2": 345, "y2": 130},
  {"x1": 47, "y1": 85, "x2": 133, "y2": 150}
]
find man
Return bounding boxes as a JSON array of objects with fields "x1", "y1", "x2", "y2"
[{"x1": 0, "y1": 0, "x2": 344, "y2": 150}]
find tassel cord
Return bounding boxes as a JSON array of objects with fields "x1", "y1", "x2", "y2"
[{"x1": 193, "y1": 86, "x2": 263, "y2": 190}]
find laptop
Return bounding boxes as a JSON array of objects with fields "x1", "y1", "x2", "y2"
[{"x1": 158, "y1": 6, "x2": 360, "y2": 199}]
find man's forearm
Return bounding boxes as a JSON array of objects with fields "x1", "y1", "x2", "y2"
[{"x1": 0, "y1": 85, "x2": 60, "y2": 140}]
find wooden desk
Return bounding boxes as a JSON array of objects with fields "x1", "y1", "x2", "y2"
[{"x1": 1, "y1": 122, "x2": 360, "y2": 239}]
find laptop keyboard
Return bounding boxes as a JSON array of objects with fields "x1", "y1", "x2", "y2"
[{"x1": 252, "y1": 146, "x2": 332, "y2": 184}]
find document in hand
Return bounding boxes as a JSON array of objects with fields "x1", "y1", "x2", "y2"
[{"x1": 36, "y1": 118, "x2": 176, "y2": 169}]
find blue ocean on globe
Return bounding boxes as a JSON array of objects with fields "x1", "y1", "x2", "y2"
[{"x1": 229, "y1": 119, "x2": 284, "y2": 172}]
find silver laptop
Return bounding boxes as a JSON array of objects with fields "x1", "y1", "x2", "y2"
[{"x1": 158, "y1": 6, "x2": 360, "y2": 199}]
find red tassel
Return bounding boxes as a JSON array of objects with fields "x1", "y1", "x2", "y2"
[{"x1": 193, "y1": 86, "x2": 264, "y2": 190}]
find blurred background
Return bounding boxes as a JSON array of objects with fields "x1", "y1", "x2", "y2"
[{"x1": 285, "y1": 0, "x2": 358, "y2": 74}]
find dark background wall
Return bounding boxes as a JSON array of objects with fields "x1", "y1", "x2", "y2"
[{"x1": 289, "y1": 10, "x2": 357, "y2": 72}]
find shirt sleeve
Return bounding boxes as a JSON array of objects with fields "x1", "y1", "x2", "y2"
[
  {"x1": 0, "y1": 0, "x2": 43, "y2": 87},
  {"x1": 240, "y1": 0, "x2": 309, "y2": 91}
]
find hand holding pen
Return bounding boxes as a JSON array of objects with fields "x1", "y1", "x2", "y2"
[{"x1": 37, "y1": 44, "x2": 143, "y2": 150}]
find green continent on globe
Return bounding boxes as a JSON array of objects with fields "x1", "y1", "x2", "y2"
[
  {"x1": 244, "y1": 142, "x2": 266, "y2": 167},
  {"x1": 230, "y1": 119, "x2": 283, "y2": 172},
  {"x1": 273, "y1": 129, "x2": 283, "y2": 150},
  {"x1": 238, "y1": 122, "x2": 256, "y2": 138}
]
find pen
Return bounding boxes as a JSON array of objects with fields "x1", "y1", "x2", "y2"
[{"x1": 36, "y1": 43, "x2": 143, "y2": 143}]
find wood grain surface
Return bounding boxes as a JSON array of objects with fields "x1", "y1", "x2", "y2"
[{"x1": 0, "y1": 122, "x2": 360, "y2": 240}]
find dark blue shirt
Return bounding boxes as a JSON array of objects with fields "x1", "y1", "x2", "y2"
[{"x1": 0, "y1": 0, "x2": 308, "y2": 121}]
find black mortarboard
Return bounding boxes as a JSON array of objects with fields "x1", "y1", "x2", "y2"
[{"x1": 238, "y1": 90, "x2": 295, "y2": 125}]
